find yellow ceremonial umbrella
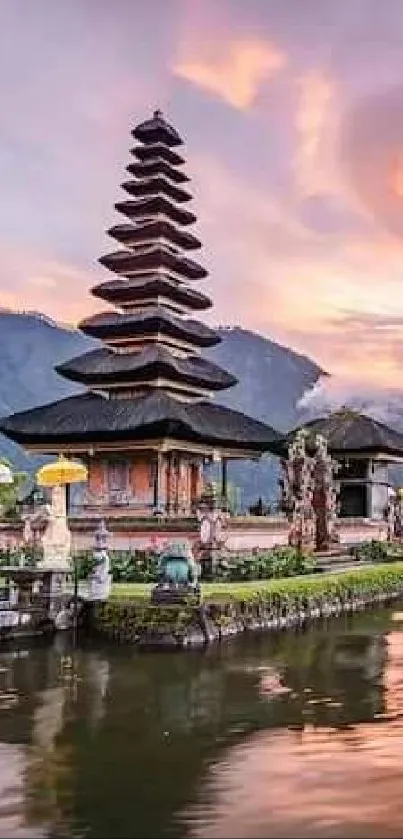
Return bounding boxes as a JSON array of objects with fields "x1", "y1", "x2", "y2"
[{"x1": 36, "y1": 454, "x2": 88, "y2": 487}]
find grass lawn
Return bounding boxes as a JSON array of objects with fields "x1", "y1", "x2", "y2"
[
  {"x1": 111, "y1": 562, "x2": 403, "y2": 602},
  {"x1": 112, "y1": 580, "x2": 288, "y2": 599},
  {"x1": 110, "y1": 579, "x2": 313, "y2": 600}
]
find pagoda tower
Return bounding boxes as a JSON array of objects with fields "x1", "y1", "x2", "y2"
[{"x1": 0, "y1": 111, "x2": 280, "y2": 521}]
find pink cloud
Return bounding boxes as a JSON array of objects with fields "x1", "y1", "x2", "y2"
[{"x1": 3, "y1": 0, "x2": 403, "y2": 404}]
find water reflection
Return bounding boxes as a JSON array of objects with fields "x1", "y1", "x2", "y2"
[
  {"x1": 0, "y1": 637, "x2": 111, "y2": 838},
  {"x1": 0, "y1": 608, "x2": 400, "y2": 837},
  {"x1": 183, "y1": 625, "x2": 403, "y2": 839}
]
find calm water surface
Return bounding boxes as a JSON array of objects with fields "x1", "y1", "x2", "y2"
[{"x1": 1, "y1": 606, "x2": 403, "y2": 838}]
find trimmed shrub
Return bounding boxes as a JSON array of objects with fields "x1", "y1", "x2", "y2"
[
  {"x1": 216, "y1": 547, "x2": 316, "y2": 581},
  {"x1": 0, "y1": 546, "x2": 42, "y2": 567},
  {"x1": 351, "y1": 540, "x2": 403, "y2": 564}
]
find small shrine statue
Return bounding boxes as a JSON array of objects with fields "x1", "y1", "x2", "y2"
[
  {"x1": 89, "y1": 519, "x2": 112, "y2": 602},
  {"x1": 151, "y1": 541, "x2": 201, "y2": 605}
]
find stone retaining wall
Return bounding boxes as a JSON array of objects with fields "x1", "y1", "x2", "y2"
[
  {"x1": 69, "y1": 514, "x2": 291, "y2": 552},
  {"x1": 91, "y1": 577, "x2": 403, "y2": 650}
]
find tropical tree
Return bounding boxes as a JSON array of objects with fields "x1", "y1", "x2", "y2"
[{"x1": 0, "y1": 457, "x2": 28, "y2": 519}]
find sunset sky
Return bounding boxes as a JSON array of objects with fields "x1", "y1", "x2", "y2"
[{"x1": 1, "y1": 0, "x2": 403, "y2": 390}]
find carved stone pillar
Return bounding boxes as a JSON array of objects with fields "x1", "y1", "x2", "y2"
[
  {"x1": 153, "y1": 452, "x2": 163, "y2": 514},
  {"x1": 177, "y1": 455, "x2": 188, "y2": 516},
  {"x1": 221, "y1": 458, "x2": 228, "y2": 507},
  {"x1": 166, "y1": 452, "x2": 177, "y2": 516},
  {"x1": 190, "y1": 459, "x2": 203, "y2": 512}
]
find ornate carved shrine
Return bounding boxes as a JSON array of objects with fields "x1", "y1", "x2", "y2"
[
  {"x1": 312, "y1": 433, "x2": 340, "y2": 551},
  {"x1": 280, "y1": 430, "x2": 340, "y2": 552}
]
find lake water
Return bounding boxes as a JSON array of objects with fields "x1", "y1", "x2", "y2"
[{"x1": 2, "y1": 606, "x2": 403, "y2": 838}]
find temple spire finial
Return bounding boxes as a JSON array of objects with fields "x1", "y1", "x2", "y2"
[{"x1": 154, "y1": 108, "x2": 163, "y2": 119}]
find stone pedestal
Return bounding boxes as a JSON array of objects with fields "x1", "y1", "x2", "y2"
[
  {"x1": 39, "y1": 485, "x2": 71, "y2": 571},
  {"x1": 196, "y1": 484, "x2": 228, "y2": 578}
]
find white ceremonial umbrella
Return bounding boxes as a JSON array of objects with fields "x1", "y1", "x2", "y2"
[{"x1": 0, "y1": 462, "x2": 13, "y2": 484}]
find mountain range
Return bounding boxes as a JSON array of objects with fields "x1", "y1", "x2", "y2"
[{"x1": 0, "y1": 311, "x2": 324, "y2": 505}]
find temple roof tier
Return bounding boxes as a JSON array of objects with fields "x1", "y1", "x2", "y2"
[
  {"x1": 126, "y1": 158, "x2": 189, "y2": 183},
  {"x1": 107, "y1": 221, "x2": 202, "y2": 251},
  {"x1": 131, "y1": 143, "x2": 185, "y2": 166},
  {"x1": 98, "y1": 246, "x2": 207, "y2": 280},
  {"x1": 121, "y1": 177, "x2": 192, "y2": 204},
  {"x1": 0, "y1": 391, "x2": 280, "y2": 453},
  {"x1": 0, "y1": 110, "x2": 278, "y2": 464},
  {"x1": 78, "y1": 308, "x2": 221, "y2": 348},
  {"x1": 115, "y1": 196, "x2": 196, "y2": 226},
  {"x1": 56, "y1": 345, "x2": 237, "y2": 391},
  {"x1": 132, "y1": 110, "x2": 182, "y2": 147},
  {"x1": 271, "y1": 408, "x2": 403, "y2": 458},
  {"x1": 91, "y1": 276, "x2": 212, "y2": 311}
]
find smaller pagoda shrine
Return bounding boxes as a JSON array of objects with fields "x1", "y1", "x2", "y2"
[
  {"x1": 275, "y1": 408, "x2": 403, "y2": 522},
  {"x1": 0, "y1": 111, "x2": 280, "y2": 534}
]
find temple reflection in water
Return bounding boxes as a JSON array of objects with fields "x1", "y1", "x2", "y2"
[{"x1": 0, "y1": 611, "x2": 394, "y2": 838}]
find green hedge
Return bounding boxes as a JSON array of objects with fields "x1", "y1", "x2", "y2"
[
  {"x1": 0, "y1": 547, "x2": 313, "y2": 583},
  {"x1": 70, "y1": 546, "x2": 315, "y2": 583},
  {"x1": 2, "y1": 539, "x2": 401, "y2": 584}
]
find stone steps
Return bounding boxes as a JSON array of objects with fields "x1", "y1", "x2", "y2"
[{"x1": 315, "y1": 549, "x2": 366, "y2": 574}]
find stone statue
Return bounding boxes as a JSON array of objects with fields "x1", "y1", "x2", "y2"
[
  {"x1": 89, "y1": 519, "x2": 112, "y2": 602},
  {"x1": 151, "y1": 541, "x2": 201, "y2": 604},
  {"x1": 22, "y1": 500, "x2": 51, "y2": 550}
]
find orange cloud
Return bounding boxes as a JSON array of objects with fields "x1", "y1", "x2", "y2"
[
  {"x1": 173, "y1": 39, "x2": 287, "y2": 109},
  {"x1": 0, "y1": 245, "x2": 99, "y2": 326},
  {"x1": 390, "y1": 150, "x2": 403, "y2": 198}
]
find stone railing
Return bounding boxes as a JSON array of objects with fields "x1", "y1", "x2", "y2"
[
  {"x1": 336, "y1": 517, "x2": 389, "y2": 545},
  {"x1": 225, "y1": 515, "x2": 290, "y2": 551},
  {"x1": 70, "y1": 489, "x2": 197, "y2": 519}
]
